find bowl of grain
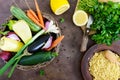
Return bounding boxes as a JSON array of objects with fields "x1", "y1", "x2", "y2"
[{"x1": 81, "y1": 44, "x2": 120, "y2": 80}]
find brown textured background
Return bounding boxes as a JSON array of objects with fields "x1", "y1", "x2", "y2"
[{"x1": 0, "y1": 0, "x2": 95, "y2": 80}]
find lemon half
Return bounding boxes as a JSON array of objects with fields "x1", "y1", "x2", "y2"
[
  {"x1": 73, "y1": 10, "x2": 88, "y2": 26},
  {"x1": 50, "y1": 0, "x2": 70, "y2": 15}
]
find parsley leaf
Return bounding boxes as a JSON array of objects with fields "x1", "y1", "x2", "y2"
[{"x1": 39, "y1": 69, "x2": 45, "y2": 76}]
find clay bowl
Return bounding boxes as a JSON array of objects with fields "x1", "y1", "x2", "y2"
[
  {"x1": 81, "y1": 44, "x2": 120, "y2": 80},
  {"x1": 0, "y1": 12, "x2": 61, "y2": 71}
]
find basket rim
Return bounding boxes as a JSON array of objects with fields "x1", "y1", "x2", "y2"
[{"x1": 0, "y1": 12, "x2": 61, "y2": 71}]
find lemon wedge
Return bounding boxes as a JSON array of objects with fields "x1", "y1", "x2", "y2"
[
  {"x1": 73, "y1": 10, "x2": 88, "y2": 26},
  {"x1": 50, "y1": 0, "x2": 70, "y2": 15}
]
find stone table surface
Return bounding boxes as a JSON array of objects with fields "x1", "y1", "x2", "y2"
[{"x1": 0, "y1": 0, "x2": 95, "y2": 80}]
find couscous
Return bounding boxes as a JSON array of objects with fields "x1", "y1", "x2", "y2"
[{"x1": 89, "y1": 50, "x2": 120, "y2": 80}]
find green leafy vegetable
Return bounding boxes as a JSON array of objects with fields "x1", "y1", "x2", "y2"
[
  {"x1": 0, "y1": 31, "x2": 9, "y2": 35},
  {"x1": 60, "y1": 18, "x2": 65, "y2": 23},
  {"x1": 77, "y1": 0, "x2": 98, "y2": 12},
  {"x1": 2, "y1": 20, "x2": 17, "y2": 30},
  {"x1": 39, "y1": 69, "x2": 45, "y2": 76},
  {"x1": 88, "y1": 1, "x2": 120, "y2": 45},
  {"x1": 7, "y1": 20, "x2": 17, "y2": 30},
  {"x1": 78, "y1": 0, "x2": 120, "y2": 45}
]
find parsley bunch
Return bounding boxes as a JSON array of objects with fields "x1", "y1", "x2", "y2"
[
  {"x1": 77, "y1": 0, "x2": 98, "y2": 12},
  {"x1": 88, "y1": 1, "x2": 120, "y2": 45}
]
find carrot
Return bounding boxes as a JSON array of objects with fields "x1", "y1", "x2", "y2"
[
  {"x1": 34, "y1": 0, "x2": 44, "y2": 28},
  {"x1": 28, "y1": 9, "x2": 40, "y2": 22},
  {"x1": 27, "y1": 10, "x2": 44, "y2": 29},
  {"x1": 25, "y1": 0, "x2": 40, "y2": 23},
  {"x1": 47, "y1": 35, "x2": 64, "y2": 51}
]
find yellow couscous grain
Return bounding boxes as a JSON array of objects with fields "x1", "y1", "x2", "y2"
[{"x1": 89, "y1": 50, "x2": 120, "y2": 80}]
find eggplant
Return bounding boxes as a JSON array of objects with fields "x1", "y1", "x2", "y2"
[{"x1": 27, "y1": 34, "x2": 50, "y2": 53}]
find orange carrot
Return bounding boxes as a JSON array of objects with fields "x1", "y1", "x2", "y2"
[
  {"x1": 47, "y1": 35, "x2": 64, "y2": 51},
  {"x1": 28, "y1": 9, "x2": 40, "y2": 22},
  {"x1": 27, "y1": 10, "x2": 44, "y2": 29},
  {"x1": 34, "y1": 0, "x2": 44, "y2": 28}
]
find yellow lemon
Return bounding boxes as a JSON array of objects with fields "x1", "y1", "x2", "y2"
[
  {"x1": 73, "y1": 10, "x2": 88, "y2": 26},
  {"x1": 50, "y1": 0, "x2": 70, "y2": 15}
]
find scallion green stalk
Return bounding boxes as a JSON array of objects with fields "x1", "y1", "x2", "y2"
[{"x1": 0, "y1": 29, "x2": 45, "y2": 77}]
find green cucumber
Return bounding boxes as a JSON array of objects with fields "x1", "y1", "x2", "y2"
[
  {"x1": 10, "y1": 6, "x2": 41, "y2": 32},
  {"x1": 18, "y1": 51, "x2": 58, "y2": 65}
]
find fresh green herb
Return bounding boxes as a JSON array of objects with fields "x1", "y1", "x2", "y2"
[
  {"x1": 60, "y1": 18, "x2": 65, "y2": 23},
  {"x1": 78, "y1": 0, "x2": 120, "y2": 45},
  {"x1": 77, "y1": 0, "x2": 98, "y2": 12},
  {"x1": 88, "y1": 1, "x2": 120, "y2": 45},
  {"x1": 0, "y1": 31, "x2": 9, "y2": 35},
  {"x1": 39, "y1": 69, "x2": 45, "y2": 76},
  {"x1": 7, "y1": 20, "x2": 17, "y2": 30}
]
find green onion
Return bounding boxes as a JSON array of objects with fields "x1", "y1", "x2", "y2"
[{"x1": 0, "y1": 29, "x2": 45, "y2": 77}]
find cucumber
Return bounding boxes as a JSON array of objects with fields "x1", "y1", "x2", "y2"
[
  {"x1": 18, "y1": 51, "x2": 58, "y2": 66},
  {"x1": 10, "y1": 6, "x2": 41, "y2": 32}
]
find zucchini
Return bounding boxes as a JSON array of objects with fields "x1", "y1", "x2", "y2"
[
  {"x1": 27, "y1": 34, "x2": 50, "y2": 53},
  {"x1": 18, "y1": 51, "x2": 58, "y2": 65},
  {"x1": 10, "y1": 6, "x2": 41, "y2": 32}
]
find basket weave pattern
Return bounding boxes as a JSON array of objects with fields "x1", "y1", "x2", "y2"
[{"x1": 0, "y1": 12, "x2": 61, "y2": 71}]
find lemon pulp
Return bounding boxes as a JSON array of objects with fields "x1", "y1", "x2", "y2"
[{"x1": 73, "y1": 10, "x2": 88, "y2": 26}]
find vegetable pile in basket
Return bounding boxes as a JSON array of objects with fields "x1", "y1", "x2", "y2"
[
  {"x1": 0, "y1": 0, "x2": 64, "y2": 78},
  {"x1": 78, "y1": 0, "x2": 120, "y2": 45}
]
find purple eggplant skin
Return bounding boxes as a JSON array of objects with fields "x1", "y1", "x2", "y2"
[{"x1": 27, "y1": 34, "x2": 50, "y2": 53}]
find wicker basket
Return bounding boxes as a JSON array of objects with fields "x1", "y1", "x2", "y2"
[{"x1": 0, "y1": 12, "x2": 61, "y2": 71}]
